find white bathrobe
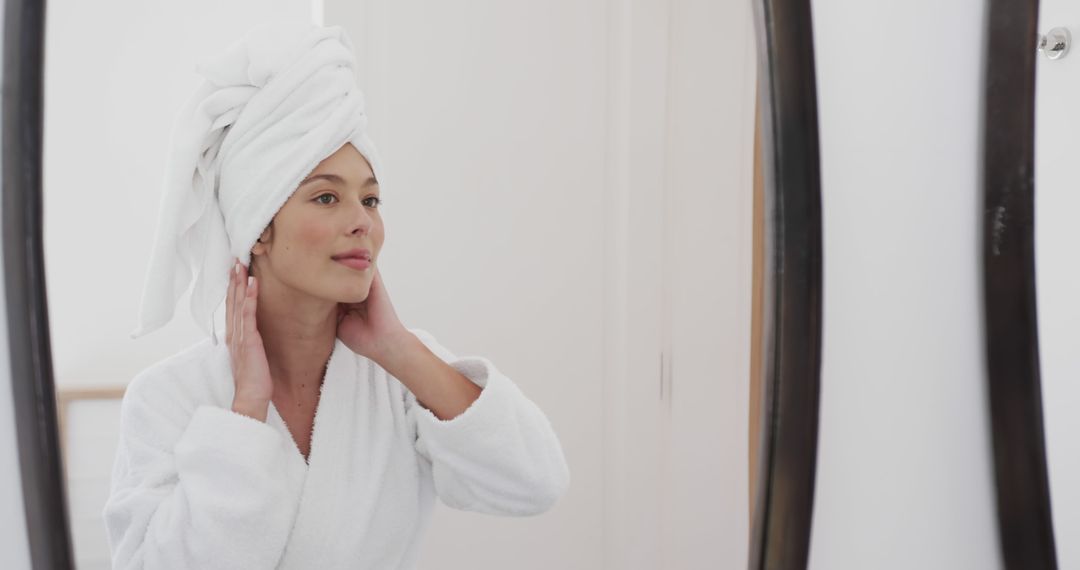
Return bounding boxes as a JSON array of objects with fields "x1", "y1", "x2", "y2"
[{"x1": 103, "y1": 328, "x2": 570, "y2": 569}]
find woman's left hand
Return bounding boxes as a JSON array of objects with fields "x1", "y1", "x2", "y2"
[{"x1": 336, "y1": 265, "x2": 412, "y2": 362}]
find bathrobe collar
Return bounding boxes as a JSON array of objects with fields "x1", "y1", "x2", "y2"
[
  {"x1": 268, "y1": 336, "x2": 371, "y2": 566},
  {"x1": 267, "y1": 337, "x2": 354, "y2": 468}
]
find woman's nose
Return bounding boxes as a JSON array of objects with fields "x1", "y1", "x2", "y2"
[{"x1": 347, "y1": 199, "x2": 374, "y2": 232}]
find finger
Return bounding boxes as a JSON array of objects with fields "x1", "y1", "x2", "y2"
[
  {"x1": 226, "y1": 261, "x2": 237, "y2": 344},
  {"x1": 234, "y1": 264, "x2": 248, "y2": 345},
  {"x1": 242, "y1": 275, "x2": 258, "y2": 344},
  {"x1": 231, "y1": 263, "x2": 243, "y2": 352}
]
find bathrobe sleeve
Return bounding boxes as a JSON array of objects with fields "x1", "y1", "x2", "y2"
[
  {"x1": 403, "y1": 327, "x2": 571, "y2": 516},
  {"x1": 102, "y1": 372, "x2": 305, "y2": 570}
]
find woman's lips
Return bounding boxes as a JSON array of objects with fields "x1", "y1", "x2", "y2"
[{"x1": 334, "y1": 257, "x2": 371, "y2": 270}]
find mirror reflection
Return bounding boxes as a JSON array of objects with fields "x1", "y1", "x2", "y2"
[{"x1": 43, "y1": 2, "x2": 759, "y2": 568}]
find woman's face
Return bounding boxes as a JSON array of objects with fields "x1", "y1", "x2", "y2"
[{"x1": 249, "y1": 142, "x2": 383, "y2": 304}]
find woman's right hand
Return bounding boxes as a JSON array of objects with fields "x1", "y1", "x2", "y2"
[{"x1": 227, "y1": 259, "x2": 274, "y2": 421}]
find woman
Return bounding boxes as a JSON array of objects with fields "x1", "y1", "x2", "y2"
[{"x1": 103, "y1": 20, "x2": 569, "y2": 570}]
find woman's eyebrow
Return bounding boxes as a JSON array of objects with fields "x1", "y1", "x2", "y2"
[{"x1": 300, "y1": 173, "x2": 378, "y2": 187}]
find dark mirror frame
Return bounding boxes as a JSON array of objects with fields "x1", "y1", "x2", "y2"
[
  {"x1": 4, "y1": 0, "x2": 76, "y2": 568},
  {"x1": 6, "y1": 0, "x2": 825, "y2": 568},
  {"x1": 748, "y1": 0, "x2": 824, "y2": 568},
  {"x1": 982, "y1": 0, "x2": 1058, "y2": 568}
]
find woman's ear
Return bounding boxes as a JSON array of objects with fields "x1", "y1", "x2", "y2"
[{"x1": 250, "y1": 224, "x2": 273, "y2": 256}]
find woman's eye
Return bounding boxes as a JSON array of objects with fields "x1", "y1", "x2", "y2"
[{"x1": 315, "y1": 194, "x2": 381, "y2": 207}]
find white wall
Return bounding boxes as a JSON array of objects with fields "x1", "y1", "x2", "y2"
[
  {"x1": 1035, "y1": 2, "x2": 1080, "y2": 568},
  {"x1": 809, "y1": 0, "x2": 1002, "y2": 568}
]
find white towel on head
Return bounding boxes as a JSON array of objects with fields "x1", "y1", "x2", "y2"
[{"x1": 129, "y1": 19, "x2": 384, "y2": 345}]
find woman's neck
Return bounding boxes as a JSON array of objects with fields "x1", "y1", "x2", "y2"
[{"x1": 252, "y1": 277, "x2": 339, "y2": 400}]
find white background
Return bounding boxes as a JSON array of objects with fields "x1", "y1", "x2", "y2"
[{"x1": 1036, "y1": 2, "x2": 1080, "y2": 569}]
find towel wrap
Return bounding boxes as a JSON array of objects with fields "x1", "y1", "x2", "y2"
[{"x1": 129, "y1": 20, "x2": 384, "y2": 345}]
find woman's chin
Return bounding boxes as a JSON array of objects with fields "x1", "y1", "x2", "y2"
[{"x1": 340, "y1": 286, "x2": 370, "y2": 304}]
